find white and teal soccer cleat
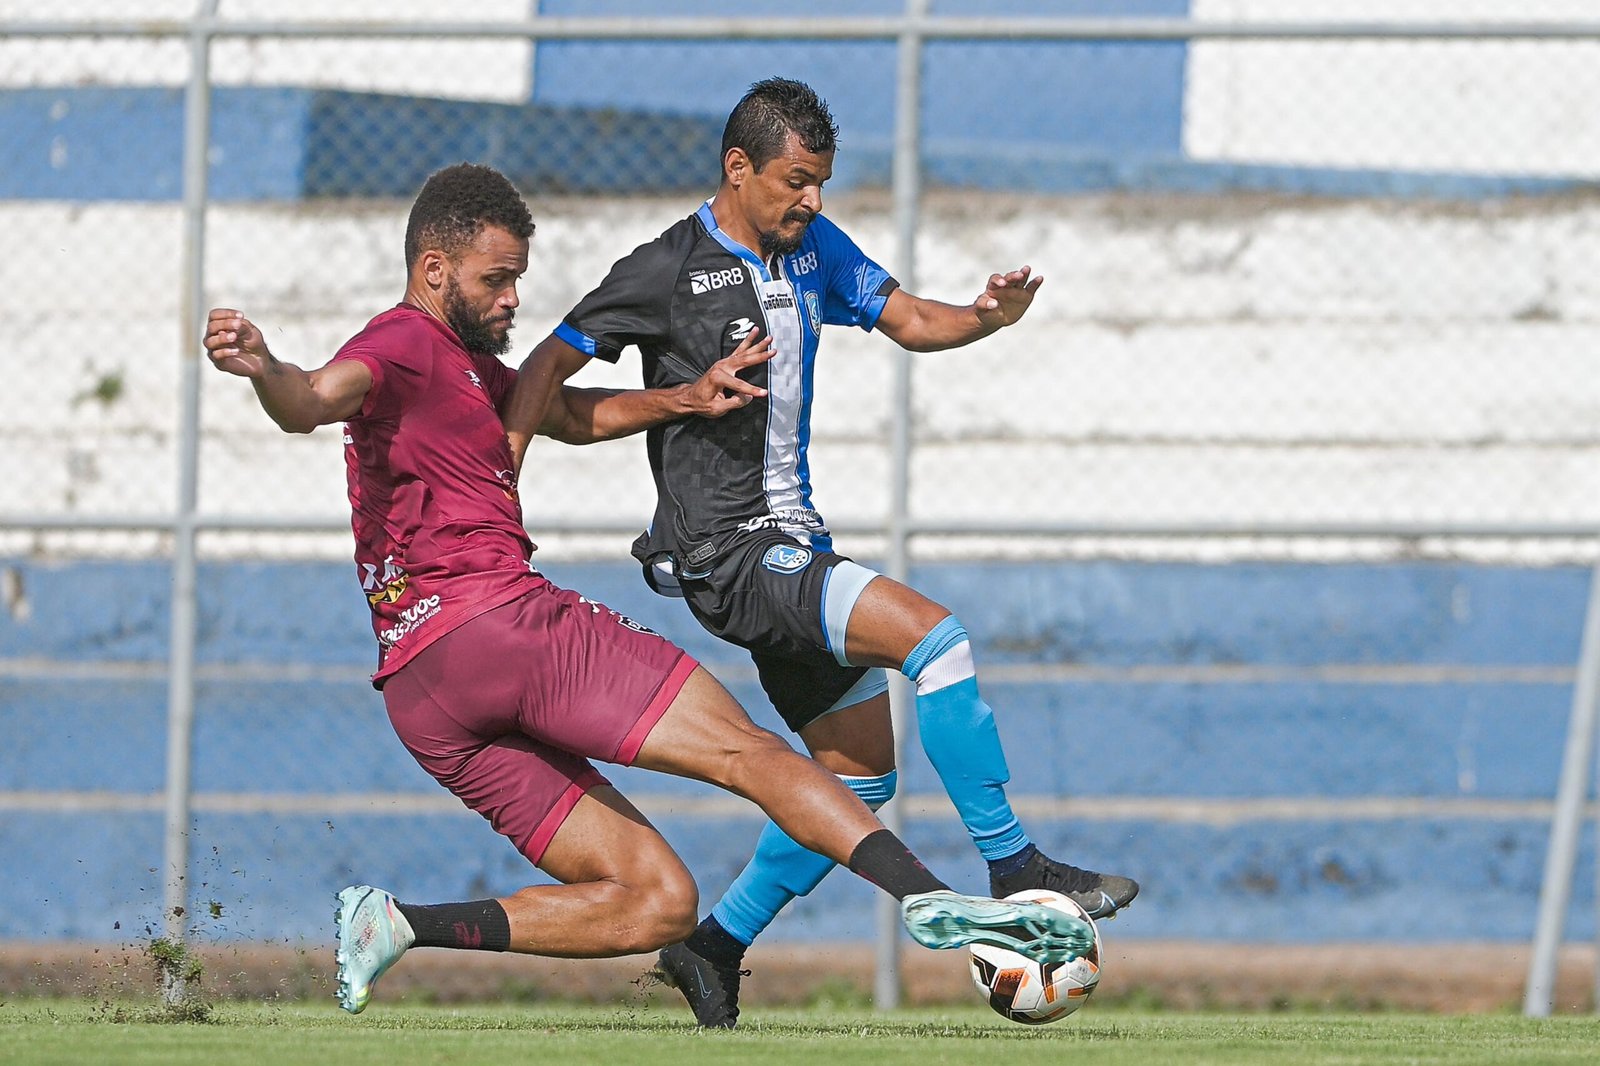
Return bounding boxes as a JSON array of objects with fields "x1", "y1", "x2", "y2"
[
  {"x1": 333, "y1": 885, "x2": 415, "y2": 1014},
  {"x1": 900, "y1": 890, "x2": 1096, "y2": 965}
]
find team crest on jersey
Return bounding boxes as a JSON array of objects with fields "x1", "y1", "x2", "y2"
[
  {"x1": 804, "y1": 290, "x2": 821, "y2": 333},
  {"x1": 762, "y1": 544, "x2": 813, "y2": 574},
  {"x1": 362, "y1": 555, "x2": 409, "y2": 606}
]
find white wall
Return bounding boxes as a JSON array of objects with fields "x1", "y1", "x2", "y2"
[
  {"x1": 0, "y1": 1, "x2": 533, "y2": 102},
  {"x1": 1188, "y1": 0, "x2": 1600, "y2": 177},
  {"x1": 5, "y1": 190, "x2": 1597, "y2": 554},
  {"x1": 7, "y1": 4, "x2": 1600, "y2": 178}
]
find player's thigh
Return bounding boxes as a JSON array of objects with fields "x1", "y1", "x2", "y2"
[
  {"x1": 841, "y1": 574, "x2": 953, "y2": 668},
  {"x1": 439, "y1": 582, "x2": 697, "y2": 766},
  {"x1": 752, "y1": 649, "x2": 885, "y2": 740},
  {"x1": 798, "y1": 689, "x2": 895, "y2": 777},
  {"x1": 386, "y1": 671, "x2": 613, "y2": 867},
  {"x1": 526, "y1": 586, "x2": 698, "y2": 763},
  {"x1": 537, "y1": 784, "x2": 695, "y2": 898},
  {"x1": 630, "y1": 665, "x2": 790, "y2": 783}
]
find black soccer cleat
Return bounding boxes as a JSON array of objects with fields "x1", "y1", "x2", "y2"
[
  {"x1": 652, "y1": 941, "x2": 749, "y2": 1029},
  {"x1": 991, "y1": 851, "x2": 1140, "y2": 920}
]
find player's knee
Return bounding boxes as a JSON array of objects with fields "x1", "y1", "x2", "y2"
[
  {"x1": 632, "y1": 865, "x2": 699, "y2": 950},
  {"x1": 902, "y1": 615, "x2": 975, "y2": 690},
  {"x1": 656, "y1": 868, "x2": 701, "y2": 943}
]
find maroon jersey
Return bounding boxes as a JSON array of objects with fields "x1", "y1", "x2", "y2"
[{"x1": 331, "y1": 304, "x2": 543, "y2": 684}]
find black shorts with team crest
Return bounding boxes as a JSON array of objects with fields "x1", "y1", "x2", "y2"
[{"x1": 676, "y1": 530, "x2": 871, "y2": 733}]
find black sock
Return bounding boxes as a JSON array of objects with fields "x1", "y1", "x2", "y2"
[
  {"x1": 988, "y1": 843, "x2": 1039, "y2": 880},
  {"x1": 685, "y1": 915, "x2": 748, "y2": 967},
  {"x1": 847, "y1": 829, "x2": 950, "y2": 900},
  {"x1": 396, "y1": 899, "x2": 511, "y2": 952}
]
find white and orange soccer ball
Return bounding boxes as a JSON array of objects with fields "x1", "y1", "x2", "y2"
[{"x1": 968, "y1": 889, "x2": 1101, "y2": 1024}]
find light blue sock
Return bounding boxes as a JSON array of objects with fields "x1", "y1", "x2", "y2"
[
  {"x1": 711, "y1": 771, "x2": 897, "y2": 945},
  {"x1": 903, "y1": 617, "x2": 1030, "y2": 861}
]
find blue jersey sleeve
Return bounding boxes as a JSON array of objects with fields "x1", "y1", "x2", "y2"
[{"x1": 812, "y1": 215, "x2": 899, "y2": 331}]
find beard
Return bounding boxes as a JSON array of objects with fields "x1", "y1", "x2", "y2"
[
  {"x1": 758, "y1": 209, "x2": 815, "y2": 258},
  {"x1": 443, "y1": 274, "x2": 513, "y2": 357}
]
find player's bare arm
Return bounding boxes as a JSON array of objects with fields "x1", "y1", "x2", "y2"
[
  {"x1": 505, "y1": 329, "x2": 775, "y2": 464},
  {"x1": 875, "y1": 265, "x2": 1044, "y2": 352},
  {"x1": 203, "y1": 307, "x2": 372, "y2": 433}
]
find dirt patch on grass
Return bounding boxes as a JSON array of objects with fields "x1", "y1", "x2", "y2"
[{"x1": 0, "y1": 940, "x2": 1590, "y2": 1014}]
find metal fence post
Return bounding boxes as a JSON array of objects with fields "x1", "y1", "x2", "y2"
[
  {"x1": 1523, "y1": 558, "x2": 1600, "y2": 1015},
  {"x1": 160, "y1": 0, "x2": 218, "y2": 1003},
  {"x1": 873, "y1": 0, "x2": 929, "y2": 1013}
]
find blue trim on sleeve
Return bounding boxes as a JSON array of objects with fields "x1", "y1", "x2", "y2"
[
  {"x1": 859, "y1": 283, "x2": 894, "y2": 333},
  {"x1": 553, "y1": 321, "x2": 597, "y2": 357}
]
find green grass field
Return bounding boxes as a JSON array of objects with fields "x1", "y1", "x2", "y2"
[{"x1": 3, "y1": 1001, "x2": 1599, "y2": 1066}]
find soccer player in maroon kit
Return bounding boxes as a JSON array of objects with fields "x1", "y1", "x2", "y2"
[{"x1": 203, "y1": 163, "x2": 1092, "y2": 1016}]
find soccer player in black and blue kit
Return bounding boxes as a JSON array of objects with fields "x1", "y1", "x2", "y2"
[{"x1": 506, "y1": 78, "x2": 1138, "y2": 1028}]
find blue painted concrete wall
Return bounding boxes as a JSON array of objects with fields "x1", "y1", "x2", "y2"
[
  {"x1": 531, "y1": 0, "x2": 1187, "y2": 156},
  {"x1": 4, "y1": 1, "x2": 1586, "y2": 201},
  {"x1": 0, "y1": 557, "x2": 1587, "y2": 946},
  {"x1": 0, "y1": 87, "x2": 723, "y2": 202}
]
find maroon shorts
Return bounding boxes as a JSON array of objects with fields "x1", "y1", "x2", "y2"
[{"x1": 381, "y1": 581, "x2": 698, "y2": 864}]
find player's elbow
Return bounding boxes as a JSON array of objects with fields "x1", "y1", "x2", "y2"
[
  {"x1": 543, "y1": 422, "x2": 599, "y2": 446},
  {"x1": 540, "y1": 401, "x2": 609, "y2": 446},
  {"x1": 270, "y1": 411, "x2": 321, "y2": 435}
]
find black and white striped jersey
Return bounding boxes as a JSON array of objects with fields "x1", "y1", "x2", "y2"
[{"x1": 554, "y1": 201, "x2": 898, "y2": 580}]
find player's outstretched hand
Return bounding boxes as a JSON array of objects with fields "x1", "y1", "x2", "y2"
[
  {"x1": 974, "y1": 265, "x2": 1043, "y2": 331},
  {"x1": 683, "y1": 326, "x2": 774, "y2": 418},
  {"x1": 204, "y1": 307, "x2": 274, "y2": 377}
]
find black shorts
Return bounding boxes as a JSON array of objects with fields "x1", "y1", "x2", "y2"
[{"x1": 677, "y1": 530, "x2": 876, "y2": 732}]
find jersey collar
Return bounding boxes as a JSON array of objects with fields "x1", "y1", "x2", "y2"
[{"x1": 696, "y1": 200, "x2": 774, "y2": 283}]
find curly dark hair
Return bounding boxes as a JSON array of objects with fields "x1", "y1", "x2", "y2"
[
  {"x1": 403, "y1": 163, "x2": 535, "y2": 270},
  {"x1": 720, "y1": 77, "x2": 839, "y2": 174}
]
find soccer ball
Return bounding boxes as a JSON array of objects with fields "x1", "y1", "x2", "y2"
[{"x1": 969, "y1": 889, "x2": 1100, "y2": 1024}]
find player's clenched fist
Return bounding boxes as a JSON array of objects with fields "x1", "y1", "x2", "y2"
[{"x1": 204, "y1": 307, "x2": 274, "y2": 377}]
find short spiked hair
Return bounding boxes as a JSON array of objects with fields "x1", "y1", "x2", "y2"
[
  {"x1": 720, "y1": 77, "x2": 839, "y2": 174},
  {"x1": 404, "y1": 163, "x2": 535, "y2": 270}
]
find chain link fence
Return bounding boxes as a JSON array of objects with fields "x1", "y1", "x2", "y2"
[{"x1": 5, "y1": 4, "x2": 1600, "y2": 1012}]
